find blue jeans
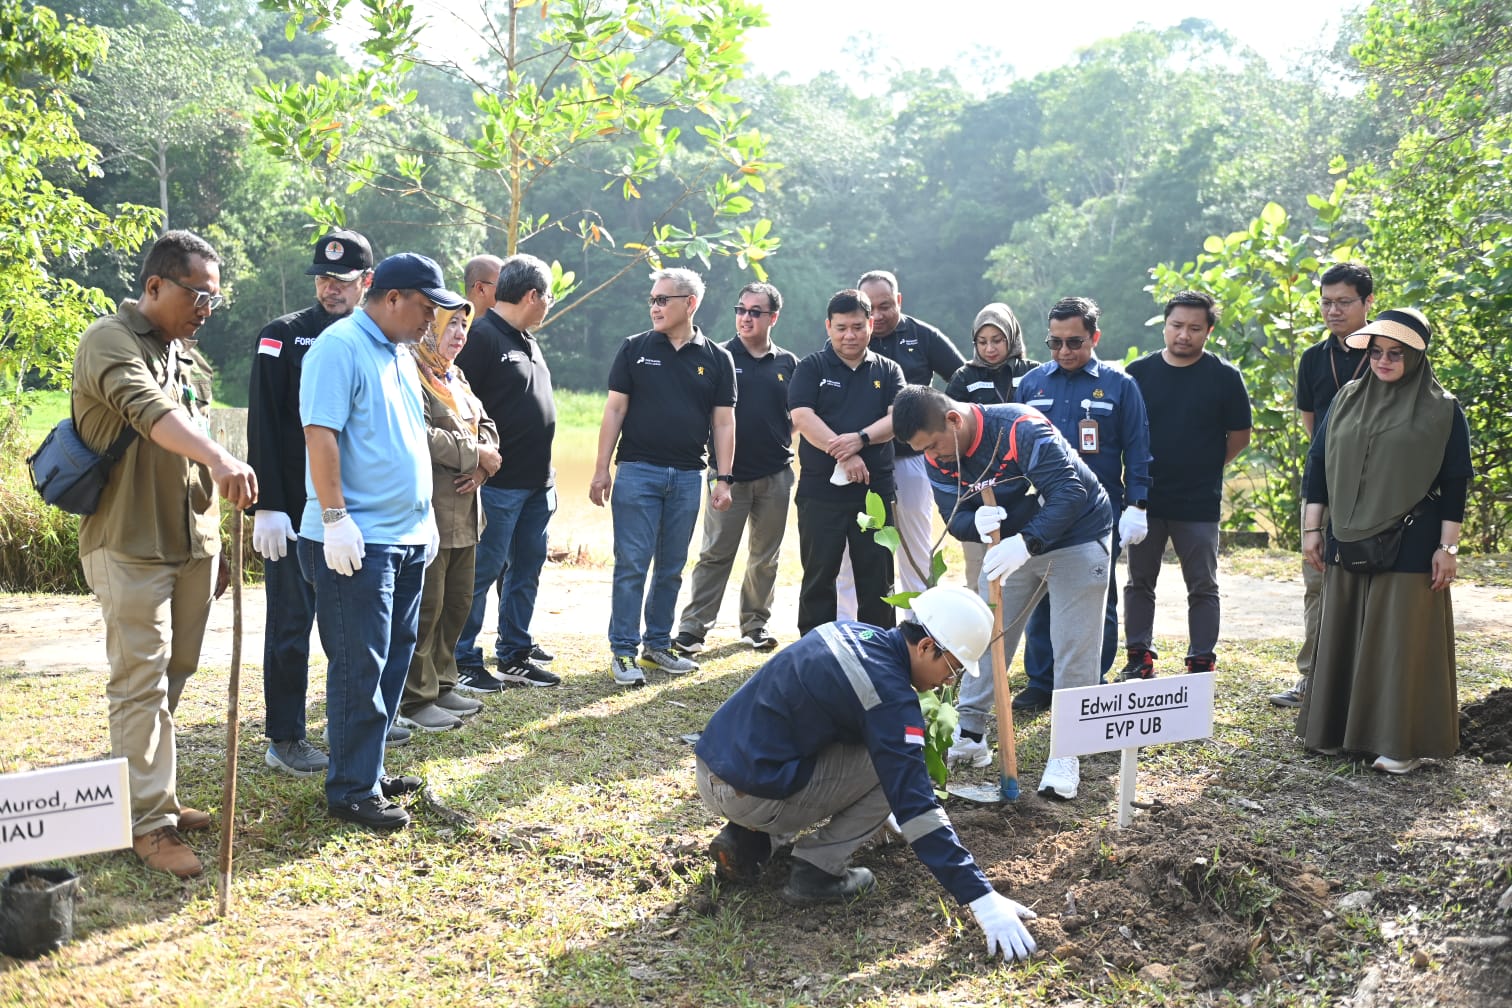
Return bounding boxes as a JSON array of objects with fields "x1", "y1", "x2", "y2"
[
  {"x1": 298, "y1": 537, "x2": 425, "y2": 806},
  {"x1": 609, "y1": 462, "x2": 703, "y2": 655},
  {"x1": 262, "y1": 551, "x2": 316, "y2": 742},
  {"x1": 1023, "y1": 535, "x2": 1122, "y2": 694},
  {"x1": 454, "y1": 484, "x2": 554, "y2": 667}
]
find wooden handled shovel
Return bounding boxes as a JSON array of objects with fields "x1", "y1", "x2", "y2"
[
  {"x1": 979, "y1": 486, "x2": 1021, "y2": 800},
  {"x1": 217, "y1": 507, "x2": 244, "y2": 918}
]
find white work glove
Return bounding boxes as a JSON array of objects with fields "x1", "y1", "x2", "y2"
[
  {"x1": 322, "y1": 514, "x2": 365, "y2": 577},
  {"x1": 423, "y1": 511, "x2": 440, "y2": 568},
  {"x1": 969, "y1": 890, "x2": 1039, "y2": 961},
  {"x1": 973, "y1": 505, "x2": 1008, "y2": 543},
  {"x1": 252, "y1": 510, "x2": 296, "y2": 561},
  {"x1": 982, "y1": 533, "x2": 1030, "y2": 582},
  {"x1": 1118, "y1": 506, "x2": 1149, "y2": 546}
]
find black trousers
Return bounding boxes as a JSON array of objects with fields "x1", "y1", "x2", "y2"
[{"x1": 796, "y1": 495, "x2": 896, "y2": 637}]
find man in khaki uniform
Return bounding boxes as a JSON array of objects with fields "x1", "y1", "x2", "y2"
[{"x1": 72, "y1": 230, "x2": 258, "y2": 878}]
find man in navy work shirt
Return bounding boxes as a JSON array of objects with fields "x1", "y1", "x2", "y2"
[
  {"x1": 694, "y1": 585, "x2": 1038, "y2": 961},
  {"x1": 1123, "y1": 291, "x2": 1252, "y2": 680},
  {"x1": 1004, "y1": 296, "x2": 1152, "y2": 718},
  {"x1": 894, "y1": 386, "x2": 1113, "y2": 802},
  {"x1": 451, "y1": 253, "x2": 562, "y2": 692},
  {"x1": 672, "y1": 281, "x2": 798, "y2": 656},
  {"x1": 590, "y1": 268, "x2": 737, "y2": 687},
  {"x1": 789, "y1": 288, "x2": 907, "y2": 636},
  {"x1": 249, "y1": 229, "x2": 374, "y2": 778},
  {"x1": 1272, "y1": 262, "x2": 1373, "y2": 708}
]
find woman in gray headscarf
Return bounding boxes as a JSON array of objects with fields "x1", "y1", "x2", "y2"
[{"x1": 1298, "y1": 308, "x2": 1472, "y2": 774}]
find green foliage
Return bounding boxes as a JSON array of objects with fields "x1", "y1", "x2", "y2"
[
  {"x1": 916, "y1": 684, "x2": 959, "y2": 795},
  {"x1": 0, "y1": 0, "x2": 159, "y2": 404},
  {"x1": 1149, "y1": 181, "x2": 1361, "y2": 548}
]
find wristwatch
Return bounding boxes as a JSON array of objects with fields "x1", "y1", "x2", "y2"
[
  {"x1": 1438, "y1": 543, "x2": 1459, "y2": 555},
  {"x1": 321, "y1": 507, "x2": 348, "y2": 524},
  {"x1": 858, "y1": 430, "x2": 871, "y2": 447},
  {"x1": 713, "y1": 474, "x2": 734, "y2": 484}
]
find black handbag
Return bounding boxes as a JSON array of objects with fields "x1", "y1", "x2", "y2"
[
  {"x1": 1333, "y1": 511, "x2": 1414, "y2": 575},
  {"x1": 26, "y1": 418, "x2": 137, "y2": 516}
]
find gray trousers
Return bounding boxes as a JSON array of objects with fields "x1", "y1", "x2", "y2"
[
  {"x1": 678, "y1": 466, "x2": 794, "y2": 638},
  {"x1": 1297, "y1": 505, "x2": 1323, "y2": 680},
  {"x1": 957, "y1": 537, "x2": 1111, "y2": 737},
  {"x1": 696, "y1": 746, "x2": 889, "y2": 875},
  {"x1": 1123, "y1": 517, "x2": 1220, "y2": 660}
]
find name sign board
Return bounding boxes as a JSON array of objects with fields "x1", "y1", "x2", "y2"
[
  {"x1": 0, "y1": 758, "x2": 132, "y2": 869},
  {"x1": 1048, "y1": 673, "x2": 1216, "y2": 758}
]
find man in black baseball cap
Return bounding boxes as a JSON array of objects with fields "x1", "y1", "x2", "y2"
[{"x1": 305, "y1": 229, "x2": 374, "y2": 282}]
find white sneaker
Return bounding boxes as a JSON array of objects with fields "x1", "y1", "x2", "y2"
[
  {"x1": 947, "y1": 731, "x2": 992, "y2": 768},
  {"x1": 1371, "y1": 755, "x2": 1425, "y2": 775},
  {"x1": 1038, "y1": 756, "x2": 1080, "y2": 800}
]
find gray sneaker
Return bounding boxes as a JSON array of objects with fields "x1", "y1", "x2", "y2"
[
  {"x1": 611, "y1": 654, "x2": 646, "y2": 687},
  {"x1": 640, "y1": 647, "x2": 698, "y2": 675},
  {"x1": 395, "y1": 703, "x2": 463, "y2": 733},
  {"x1": 322, "y1": 725, "x2": 412, "y2": 748},
  {"x1": 265, "y1": 738, "x2": 328, "y2": 778},
  {"x1": 434, "y1": 689, "x2": 484, "y2": 717},
  {"x1": 1269, "y1": 678, "x2": 1307, "y2": 708}
]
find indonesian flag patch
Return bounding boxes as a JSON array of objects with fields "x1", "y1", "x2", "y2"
[
  {"x1": 904, "y1": 725, "x2": 925, "y2": 746},
  {"x1": 258, "y1": 337, "x2": 283, "y2": 357}
]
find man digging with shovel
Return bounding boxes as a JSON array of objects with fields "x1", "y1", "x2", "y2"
[{"x1": 693, "y1": 585, "x2": 1039, "y2": 962}]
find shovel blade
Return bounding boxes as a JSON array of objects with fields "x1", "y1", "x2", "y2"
[{"x1": 946, "y1": 781, "x2": 1010, "y2": 804}]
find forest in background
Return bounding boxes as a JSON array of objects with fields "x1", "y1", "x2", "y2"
[{"x1": 3, "y1": 0, "x2": 1509, "y2": 547}]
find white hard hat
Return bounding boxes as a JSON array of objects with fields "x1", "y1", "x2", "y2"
[{"x1": 911, "y1": 585, "x2": 993, "y2": 664}]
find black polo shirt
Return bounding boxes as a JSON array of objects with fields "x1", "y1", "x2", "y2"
[
  {"x1": 454, "y1": 309, "x2": 556, "y2": 490},
  {"x1": 608, "y1": 326, "x2": 737, "y2": 471},
  {"x1": 723, "y1": 337, "x2": 798, "y2": 481},
  {"x1": 869, "y1": 314, "x2": 966, "y2": 458},
  {"x1": 1295, "y1": 332, "x2": 1369, "y2": 417},
  {"x1": 789, "y1": 344, "x2": 906, "y2": 503}
]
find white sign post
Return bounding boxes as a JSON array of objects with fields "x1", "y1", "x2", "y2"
[
  {"x1": 1047, "y1": 673, "x2": 1216, "y2": 827},
  {"x1": 0, "y1": 759, "x2": 132, "y2": 870}
]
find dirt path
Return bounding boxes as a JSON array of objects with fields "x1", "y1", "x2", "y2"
[{"x1": 2, "y1": 559, "x2": 1508, "y2": 672}]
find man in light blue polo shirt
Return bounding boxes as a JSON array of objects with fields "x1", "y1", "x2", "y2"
[{"x1": 297, "y1": 252, "x2": 460, "y2": 831}]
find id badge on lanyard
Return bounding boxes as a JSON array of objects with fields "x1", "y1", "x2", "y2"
[{"x1": 1078, "y1": 398, "x2": 1099, "y2": 454}]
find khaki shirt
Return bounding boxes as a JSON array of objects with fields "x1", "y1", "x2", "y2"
[
  {"x1": 72, "y1": 301, "x2": 219, "y2": 562},
  {"x1": 421, "y1": 374, "x2": 499, "y2": 549}
]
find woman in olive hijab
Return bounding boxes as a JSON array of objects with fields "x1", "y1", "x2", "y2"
[{"x1": 1298, "y1": 308, "x2": 1472, "y2": 774}]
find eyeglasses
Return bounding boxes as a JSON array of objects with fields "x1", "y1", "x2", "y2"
[
  {"x1": 1368, "y1": 346, "x2": 1405, "y2": 362},
  {"x1": 1045, "y1": 337, "x2": 1087, "y2": 351},
  {"x1": 1320, "y1": 297, "x2": 1362, "y2": 310},
  {"x1": 732, "y1": 306, "x2": 772, "y2": 318},
  {"x1": 648, "y1": 294, "x2": 693, "y2": 308},
  {"x1": 535, "y1": 288, "x2": 556, "y2": 307},
  {"x1": 165, "y1": 276, "x2": 226, "y2": 311},
  {"x1": 941, "y1": 650, "x2": 965, "y2": 679}
]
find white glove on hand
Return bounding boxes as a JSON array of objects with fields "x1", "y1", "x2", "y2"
[
  {"x1": 973, "y1": 505, "x2": 1008, "y2": 543},
  {"x1": 252, "y1": 510, "x2": 296, "y2": 561},
  {"x1": 322, "y1": 515, "x2": 365, "y2": 577},
  {"x1": 423, "y1": 511, "x2": 440, "y2": 568},
  {"x1": 982, "y1": 533, "x2": 1030, "y2": 582},
  {"x1": 969, "y1": 890, "x2": 1039, "y2": 961},
  {"x1": 1118, "y1": 506, "x2": 1149, "y2": 546}
]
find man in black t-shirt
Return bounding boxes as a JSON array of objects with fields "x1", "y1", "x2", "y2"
[
  {"x1": 673, "y1": 282, "x2": 798, "y2": 655},
  {"x1": 789, "y1": 289, "x2": 907, "y2": 635},
  {"x1": 452, "y1": 253, "x2": 562, "y2": 692},
  {"x1": 1123, "y1": 291, "x2": 1252, "y2": 678},
  {"x1": 1271, "y1": 262, "x2": 1374, "y2": 708},
  {"x1": 591, "y1": 268, "x2": 737, "y2": 687}
]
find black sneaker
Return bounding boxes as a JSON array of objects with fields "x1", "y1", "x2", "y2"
[
  {"x1": 455, "y1": 665, "x2": 508, "y2": 694},
  {"x1": 671, "y1": 632, "x2": 706, "y2": 656},
  {"x1": 741, "y1": 628, "x2": 779, "y2": 651},
  {"x1": 496, "y1": 657, "x2": 561, "y2": 688},
  {"x1": 1118, "y1": 648, "x2": 1157, "y2": 681},
  {"x1": 380, "y1": 774, "x2": 423, "y2": 798},
  {"x1": 1185, "y1": 655, "x2": 1217, "y2": 675},
  {"x1": 709, "y1": 821, "x2": 771, "y2": 882},
  {"x1": 1011, "y1": 686, "x2": 1052, "y2": 713},
  {"x1": 780, "y1": 860, "x2": 875, "y2": 906},
  {"x1": 329, "y1": 795, "x2": 410, "y2": 832},
  {"x1": 529, "y1": 645, "x2": 555, "y2": 664}
]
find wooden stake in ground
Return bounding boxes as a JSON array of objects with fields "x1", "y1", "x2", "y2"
[
  {"x1": 979, "y1": 486, "x2": 1020, "y2": 799},
  {"x1": 217, "y1": 508, "x2": 244, "y2": 918}
]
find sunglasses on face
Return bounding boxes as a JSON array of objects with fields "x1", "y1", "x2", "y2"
[
  {"x1": 1369, "y1": 347, "x2": 1405, "y2": 363},
  {"x1": 732, "y1": 306, "x2": 772, "y2": 318},
  {"x1": 165, "y1": 275, "x2": 226, "y2": 311},
  {"x1": 648, "y1": 294, "x2": 693, "y2": 308},
  {"x1": 1045, "y1": 337, "x2": 1087, "y2": 351}
]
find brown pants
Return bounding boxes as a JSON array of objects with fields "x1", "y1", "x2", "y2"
[{"x1": 403, "y1": 545, "x2": 476, "y2": 714}]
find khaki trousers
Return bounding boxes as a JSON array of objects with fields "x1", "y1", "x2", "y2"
[
  {"x1": 404, "y1": 545, "x2": 476, "y2": 714},
  {"x1": 82, "y1": 548, "x2": 214, "y2": 836}
]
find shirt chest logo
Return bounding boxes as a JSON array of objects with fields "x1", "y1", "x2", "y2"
[
  {"x1": 635, "y1": 356, "x2": 662, "y2": 367},
  {"x1": 820, "y1": 378, "x2": 842, "y2": 389}
]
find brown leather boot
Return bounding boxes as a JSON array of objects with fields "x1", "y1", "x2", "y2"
[
  {"x1": 177, "y1": 807, "x2": 211, "y2": 832},
  {"x1": 133, "y1": 825, "x2": 203, "y2": 878}
]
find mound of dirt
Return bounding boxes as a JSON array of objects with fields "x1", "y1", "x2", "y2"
[{"x1": 1460, "y1": 687, "x2": 1512, "y2": 764}]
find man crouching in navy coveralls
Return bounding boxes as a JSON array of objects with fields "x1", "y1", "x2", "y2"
[{"x1": 693, "y1": 586, "x2": 1039, "y2": 962}]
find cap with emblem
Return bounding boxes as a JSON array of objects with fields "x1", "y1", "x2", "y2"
[{"x1": 305, "y1": 229, "x2": 374, "y2": 281}]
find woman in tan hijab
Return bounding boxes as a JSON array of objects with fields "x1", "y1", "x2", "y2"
[
  {"x1": 397, "y1": 302, "x2": 502, "y2": 732},
  {"x1": 1299, "y1": 308, "x2": 1472, "y2": 774}
]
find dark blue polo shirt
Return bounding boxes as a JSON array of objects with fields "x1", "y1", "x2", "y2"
[
  {"x1": 788, "y1": 344, "x2": 906, "y2": 503},
  {"x1": 454, "y1": 309, "x2": 556, "y2": 490},
  {"x1": 870, "y1": 315, "x2": 967, "y2": 459},
  {"x1": 725, "y1": 337, "x2": 798, "y2": 481},
  {"x1": 607, "y1": 326, "x2": 737, "y2": 471}
]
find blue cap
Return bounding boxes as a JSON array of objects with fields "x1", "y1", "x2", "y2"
[{"x1": 369, "y1": 253, "x2": 465, "y2": 310}]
